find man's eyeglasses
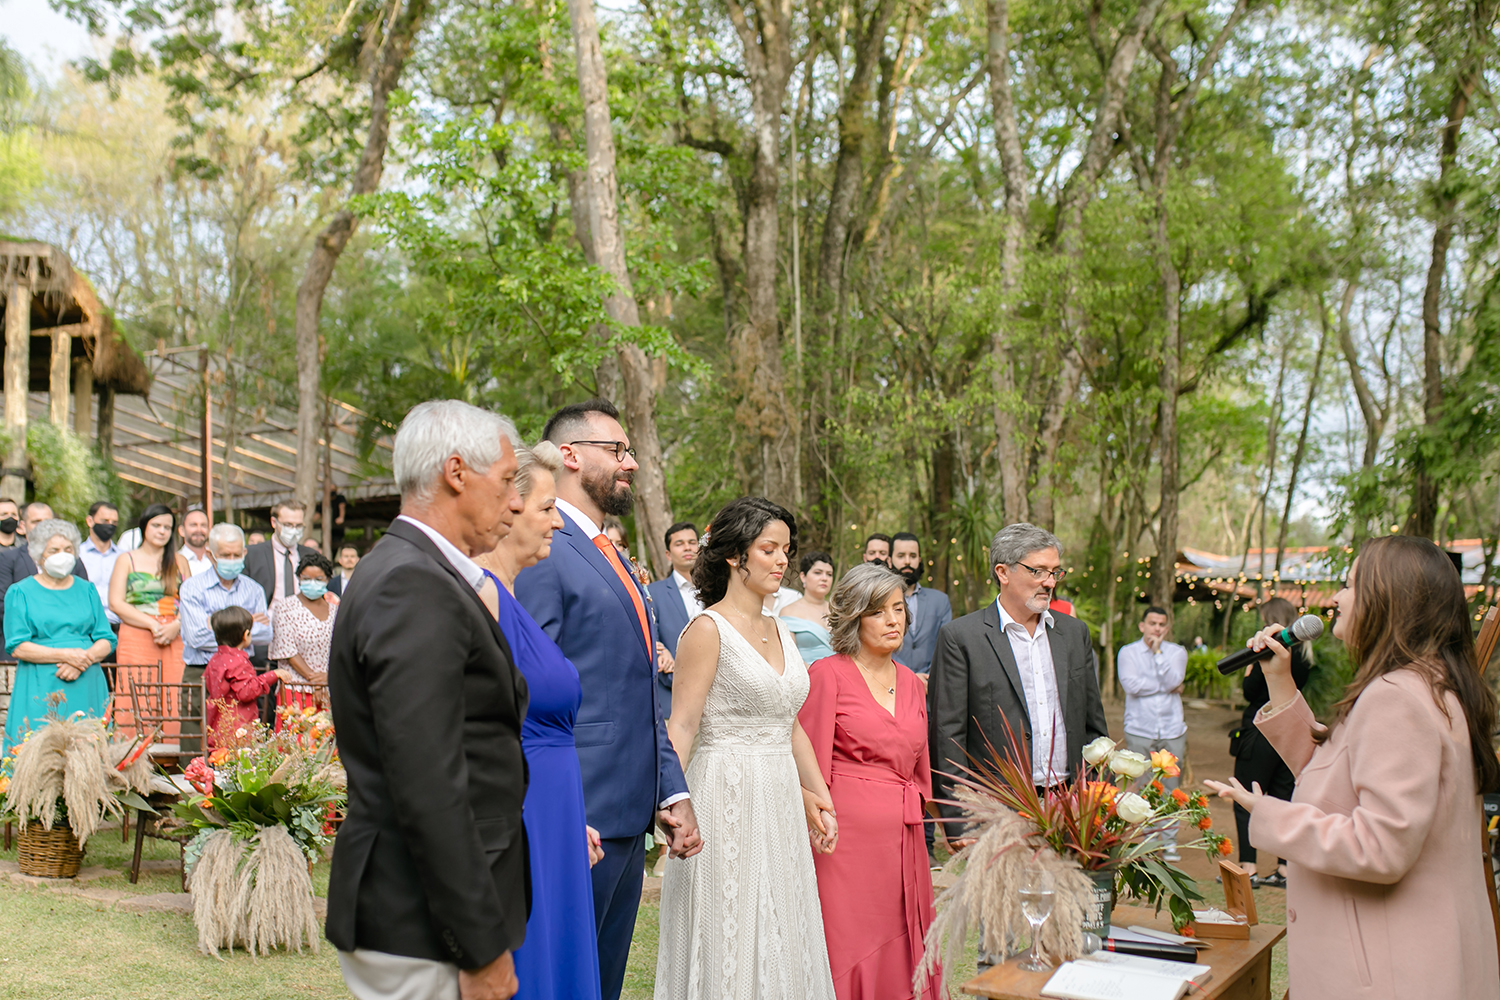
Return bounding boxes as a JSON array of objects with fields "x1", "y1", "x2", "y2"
[
  {"x1": 568, "y1": 440, "x2": 637, "y2": 462},
  {"x1": 1015, "y1": 562, "x2": 1066, "y2": 584}
]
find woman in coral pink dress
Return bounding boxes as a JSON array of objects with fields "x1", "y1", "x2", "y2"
[{"x1": 799, "y1": 563, "x2": 939, "y2": 1000}]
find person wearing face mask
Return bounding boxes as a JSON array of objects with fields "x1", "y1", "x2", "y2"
[
  {"x1": 244, "y1": 499, "x2": 318, "y2": 608},
  {"x1": 2, "y1": 519, "x2": 115, "y2": 754},
  {"x1": 79, "y1": 501, "x2": 123, "y2": 626},
  {"x1": 928, "y1": 523, "x2": 1108, "y2": 850},
  {"x1": 474, "y1": 441, "x2": 606, "y2": 1000},
  {"x1": 109, "y1": 504, "x2": 190, "y2": 694},
  {"x1": 0, "y1": 496, "x2": 20, "y2": 548},
  {"x1": 268, "y1": 552, "x2": 338, "y2": 718},
  {"x1": 0, "y1": 502, "x2": 91, "y2": 630},
  {"x1": 178, "y1": 522, "x2": 274, "y2": 753}
]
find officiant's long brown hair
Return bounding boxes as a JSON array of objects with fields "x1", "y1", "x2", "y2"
[{"x1": 1322, "y1": 535, "x2": 1500, "y2": 793}]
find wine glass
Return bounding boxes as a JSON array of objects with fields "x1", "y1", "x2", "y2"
[{"x1": 1017, "y1": 867, "x2": 1055, "y2": 972}]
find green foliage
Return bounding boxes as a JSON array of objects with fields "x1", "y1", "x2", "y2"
[
  {"x1": 1302, "y1": 637, "x2": 1355, "y2": 721},
  {"x1": 24, "y1": 423, "x2": 121, "y2": 524},
  {"x1": 1184, "y1": 649, "x2": 1236, "y2": 701},
  {"x1": 0, "y1": 41, "x2": 41, "y2": 216}
]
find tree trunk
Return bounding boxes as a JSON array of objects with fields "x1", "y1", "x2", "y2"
[
  {"x1": 3, "y1": 278, "x2": 29, "y2": 501},
  {"x1": 566, "y1": 0, "x2": 677, "y2": 578},
  {"x1": 725, "y1": 0, "x2": 796, "y2": 503},
  {"x1": 293, "y1": 0, "x2": 429, "y2": 509},
  {"x1": 1274, "y1": 314, "x2": 1328, "y2": 574},
  {"x1": 1149, "y1": 211, "x2": 1181, "y2": 613}
]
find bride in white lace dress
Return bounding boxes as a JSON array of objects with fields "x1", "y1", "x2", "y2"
[{"x1": 656, "y1": 497, "x2": 839, "y2": 1000}]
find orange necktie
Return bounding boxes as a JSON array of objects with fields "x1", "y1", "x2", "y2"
[{"x1": 593, "y1": 534, "x2": 652, "y2": 657}]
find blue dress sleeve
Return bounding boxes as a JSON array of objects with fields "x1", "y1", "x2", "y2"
[
  {"x1": 4, "y1": 581, "x2": 34, "y2": 655},
  {"x1": 88, "y1": 586, "x2": 117, "y2": 648}
]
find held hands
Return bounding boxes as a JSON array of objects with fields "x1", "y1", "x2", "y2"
[
  {"x1": 656, "y1": 799, "x2": 704, "y2": 859},
  {"x1": 801, "y1": 787, "x2": 838, "y2": 854},
  {"x1": 586, "y1": 825, "x2": 604, "y2": 867},
  {"x1": 458, "y1": 950, "x2": 518, "y2": 1000},
  {"x1": 1204, "y1": 777, "x2": 1265, "y2": 814},
  {"x1": 53, "y1": 648, "x2": 91, "y2": 680},
  {"x1": 655, "y1": 642, "x2": 675, "y2": 674}
]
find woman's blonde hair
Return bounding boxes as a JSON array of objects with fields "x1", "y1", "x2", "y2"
[
  {"x1": 827, "y1": 563, "x2": 908, "y2": 657},
  {"x1": 515, "y1": 440, "x2": 564, "y2": 499}
]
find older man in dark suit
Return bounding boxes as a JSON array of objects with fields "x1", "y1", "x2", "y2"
[
  {"x1": 327, "y1": 400, "x2": 529, "y2": 1000},
  {"x1": 928, "y1": 522, "x2": 1109, "y2": 846}
]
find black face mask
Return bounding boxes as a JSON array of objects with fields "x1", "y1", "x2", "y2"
[
  {"x1": 93, "y1": 523, "x2": 118, "y2": 543},
  {"x1": 0, "y1": 518, "x2": 15, "y2": 534}
]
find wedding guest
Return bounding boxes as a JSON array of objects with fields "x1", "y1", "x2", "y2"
[
  {"x1": 0, "y1": 496, "x2": 18, "y2": 548},
  {"x1": 602, "y1": 517, "x2": 631, "y2": 562},
  {"x1": 861, "y1": 532, "x2": 892, "y2": 567},
  {"x1": 1232, "y1": 596, "x2": 1312, "y2": 887},
  {"x1": 245, "y1": 500, "x2": 317, "y2": 605},
  {"x1": 514, "y1": 399, "x2": 696, "y2": 1000},
  {"x1": 1118, "y1": 605, "x2": 1188, "y2": 861},
  {"x1": 109, "y1": 504, "x2": 189, "y2": 687},
  {"x1": 891, "y1": 533, "x2": 951, "y2": 677},
  {"x1": 645, "y1": 521, "x2": 701, "y2": 718},
  {"x1": 929, "y1": 523, "x2": 1109, "y2": 844},
  {"x1": 2, "y1": 520, "x2": 115, "y2": 753},
  {"x1": 800, "y1": 563, "x2": 938, "y2": 1000},
  {"x1": 327, "y1": 400, "x2": 529, "y2": 1000},
  {"x1": 780, "y1": 551, "x2": 836, "y2": 663},
  {"x1": 268, "y1": 552, "x2": 338, "y2": 715},
  {"x1": 477, "y1": 440, "x2": 604, "y2": 1000},
  {"x1": 657, "y1": 496, "x2": 837, "y2": 999},
  {"x1": 304, "y1": 537, "x2": 323, "y2": 555},
  {"x1": 331, "y1": 542, "x2": 360, "y2": 596},
  {"x1": 179, "y1": 524, "x2": 273, "y2": 753},
  {"x1": 0, "y1": 503, "x2": 90, "y2": 628},
  {"x1": 78, "y1": 501, "x2": 122, "y2": 624},
  {"x1": 247, "y1": 531, "x2": 266, "y2": 545},
  {"x1": 179, "y1": 506, "x2": 216, "y2": 577},
  {"x1": 1207, "y1": 535, "x2": 1500, "y2": 1000},
  {"x1": 204, "y1": 606, "x2": 291, "y2": 748}
]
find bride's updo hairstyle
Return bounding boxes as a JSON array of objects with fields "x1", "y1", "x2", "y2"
[{"x1": 692, "y1": 496, "x2": 798, "y2": 606}]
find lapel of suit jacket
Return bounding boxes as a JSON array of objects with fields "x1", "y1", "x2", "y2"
[
  {"x1": 383, "y1": 519, "x2": 517, "y2": 670},
  {"x1": 1046, "y1": 614, "x2": 1071, "y2": 722},
  {"x1": 558, "y1": 511, "x2": 653, "y2": 661},
  {"x1": 981, "y1": 601, "x2": 1030, "y2": 728}
]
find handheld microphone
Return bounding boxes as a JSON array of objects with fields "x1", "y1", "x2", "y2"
[{"x1": 1216, "y1": 614, "x2": 1324, "y2": 675}]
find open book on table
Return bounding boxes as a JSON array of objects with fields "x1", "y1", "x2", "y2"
[{"x1": 1040, "y1": 951, "x2": 1211, "y2": 1000}]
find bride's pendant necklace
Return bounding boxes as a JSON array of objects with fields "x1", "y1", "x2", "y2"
[{"x1": 727, "y1": 606, "x2": 770, "y2": 642}]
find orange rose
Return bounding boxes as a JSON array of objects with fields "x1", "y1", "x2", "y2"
[
  {"x1": 1150, "y1": 780, "x2": 1165, "y2": 794},
  {"x1": 1171, "y1": 789, "x2": 1190, "y2": 805},
  {"x1": 1180, "y1": 926, "x2": 1196, "y2": 937},
  {"x1": 1198, "y1": 816, "x2": 1213, "y2": 830},
  {"x1": 1149, "y1": 749, "x2": 1181, "y2": 777},
  {"x1": 1218, "y1": 838, "x2": 1233, "y2": 855},
  {"x1": 1196, "y1": 795, "x2": 1208, "y2": 808},
  {"x1": 1088, "y1": 781, "x2": 1118, "y2": 804}
]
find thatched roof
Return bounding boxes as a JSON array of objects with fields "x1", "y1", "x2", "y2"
[{"x1": 0, "y1": 240, "x2": 151, "y2": 396}]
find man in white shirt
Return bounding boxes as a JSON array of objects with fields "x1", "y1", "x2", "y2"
[
  {"x1": 646, "y1": 521, "x2": 701, "y2": 716},
  {"x1": 178, "y1": 506, "x2": 216, "y2": 577},
  {"x1": 78, "y1": 501, "x2": 122, "y2": 624},
  {"x1": 1117, "y1": 605, "x2": 1189, "y2": 859}
]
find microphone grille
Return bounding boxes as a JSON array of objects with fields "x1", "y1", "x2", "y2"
[{"x1": 1291, "y1": 614, "x2": 1324, "y2": 643}]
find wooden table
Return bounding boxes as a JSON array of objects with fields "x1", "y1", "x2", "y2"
[{"x1": 961, "y1": 904, "x2": 1285, "y2": 1000}]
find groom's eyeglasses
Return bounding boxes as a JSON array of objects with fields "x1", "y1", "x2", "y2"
[
  {"x1": 568, "y1": 440, "x2": 637, "y2": 462},
  {"x1": 1015, "y1": 562, "x2": 1066, "y2": 584}
]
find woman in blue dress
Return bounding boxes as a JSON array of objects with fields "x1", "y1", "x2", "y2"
[
  {"x1": 4, "y1": 520, "x2": 116, "y2": 753},
  {"x1": 779, "y1": 550, "x2": 837, "y2": 664},
  {"x1": 475, "y1": 440, "x2": 603, "y2": 1000}
]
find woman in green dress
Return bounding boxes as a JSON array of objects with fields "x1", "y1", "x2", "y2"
[{"x1": 3, "y1": 519, "x2": 116, "y2": 753}]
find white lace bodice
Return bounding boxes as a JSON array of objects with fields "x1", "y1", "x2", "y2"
[{"x1": 693, "y1": 610, "x2": 809, "y2": 756}]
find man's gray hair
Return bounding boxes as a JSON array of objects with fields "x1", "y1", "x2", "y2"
[
  {"x1": 989, "y1": 522, "x2": 1063, "y2": 583},
  {"x1": 27, "y1": 518, "x2": 80, "y2": 563},
  {"x1": 827, "y1": 563, "x2": 909, "y2": 658},
  {"x1": 208, "y1": 522, "x2": 245, "y2": 555},
  {"x1": 515, "y1": 440, "x2": 564, "y2": 500},
  {"x1": 393, "y1": 400, "x2": 521, "y2": 502}
]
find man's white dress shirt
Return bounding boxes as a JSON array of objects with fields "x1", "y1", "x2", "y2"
[
  {"x1": 673, "y1": 569, "x2": 704, "y2": 618},
  {"x1": 395, "y1": 515, "x2": 485, "y2": 593},
  {"x1": 183, "y1": 547, "x2": 216, "y2": 578},
  {"x1": 1117, "y1": 638, "x2": 1188, "y2": 739},
  {"x1": 997, "y1": 600, "x2": 1069, "y2": 785},
  {"x1": 78, "y1": 536, "x2": 120, "y2": 623}
]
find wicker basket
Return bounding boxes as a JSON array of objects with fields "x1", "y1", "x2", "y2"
[{"x1": 16, "y1": 824, "x2": 84, "y2": 879}]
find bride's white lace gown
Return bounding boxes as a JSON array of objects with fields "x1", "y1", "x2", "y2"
[{"x1": 655, "y1": 610, "x2": 837, "y2": 1000}]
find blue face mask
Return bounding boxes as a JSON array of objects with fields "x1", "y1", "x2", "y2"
[
  {"x1": 300, "y1": 579, "x2": 328, "y2": 601},
  {"x1": 216, "y1": 558, "x2": 245, "y2": 581}
]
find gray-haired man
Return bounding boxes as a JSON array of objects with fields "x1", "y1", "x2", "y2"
[{"x1": 927, "y1": 522, "x2": 1109, "y2": 846}]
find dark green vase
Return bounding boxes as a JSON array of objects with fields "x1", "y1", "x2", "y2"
[{"x1": 1081, "y1": 869, "x2": 1116, "y2": 939}]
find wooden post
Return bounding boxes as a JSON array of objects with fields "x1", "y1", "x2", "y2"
[
  {"x1": 3, "y1": 278, "x2": 30, "y2": 500},
  {"x1": 49, "y1": 326, "x2": 70, "y2": 427},
  {"x1": 96, "y1": 386, "x2": 114, "y2": 467},
  {"x1": 72, "y1": 358, "x2": 92, "y2": 437},
  {"x1": 200, "y1": 348, "x2": 213, "y2": 523}
]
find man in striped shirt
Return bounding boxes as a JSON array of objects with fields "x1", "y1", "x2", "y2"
[{"x1": 179, "y1": 523, "x2": 273, "y2": 750}]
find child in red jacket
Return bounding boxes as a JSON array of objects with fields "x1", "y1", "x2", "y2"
[{"x1": 204, "y1": 605, "x2": 291, "y2": 748}]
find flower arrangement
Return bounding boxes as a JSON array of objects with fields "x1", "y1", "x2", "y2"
[
  {"x1": 919, "y1": 726, "x2": 1229, "y2": 991},
  {"x1": 174, "y1": 707, "x2": 345, "y2": 956}
]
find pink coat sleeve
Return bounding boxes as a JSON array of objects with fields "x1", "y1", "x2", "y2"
[
  {"x1": 1248, "y1": 676, "x2": 1447, "y2": 884},
  {"x1": 1252, "y1": 690, "x2": 1323, "y2": 776},
  {"x1": 798, "y1": 657, "x2": 839, "y2": 787}
]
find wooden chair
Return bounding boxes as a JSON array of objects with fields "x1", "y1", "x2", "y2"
[
  {"x1": 128, "y1": 678, "x2": 206, "y2": 769},
  {"x1": 106, "y1": 661, "x2": 163, "y2": 738}
]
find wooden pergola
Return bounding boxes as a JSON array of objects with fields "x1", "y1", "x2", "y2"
[{"x1": 0, "y1": 241, "x2": 151, "y2": 499}]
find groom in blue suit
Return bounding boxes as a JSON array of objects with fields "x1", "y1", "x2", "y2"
[{"x1": 515, "y1": 400, "x2": 700, "y2": 1000}]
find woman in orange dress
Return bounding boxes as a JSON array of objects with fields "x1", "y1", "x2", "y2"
[{"x1": 109, "y1": 504, "x2": 190, "y2": 692}]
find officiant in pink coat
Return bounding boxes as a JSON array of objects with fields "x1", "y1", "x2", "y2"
[
  {"x1": 799, "y1": 564, "x2": 939, "y2": 1000},
  {"x1": 1208, "y1": 535, "x2": 1500, "y2": 1000}
]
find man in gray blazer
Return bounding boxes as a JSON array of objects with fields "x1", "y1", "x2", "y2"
[
  {"x1": 928, "y1": 523, "x2": 1109, "y2": 845},
  {"x1": 891, "y1": 532, "x2": 951, "y2": 676}
]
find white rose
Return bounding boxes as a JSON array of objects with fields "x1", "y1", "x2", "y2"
[
  {"x1": 1081, "y1": 737, "x2": 1117, "y2": 766},
  {"x1": 1115, "y1": 792, "x2": 1153, "y2": 824},
  {"x1": 1107, "y1": 749, "x2": 1151, "y2": 779}
]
